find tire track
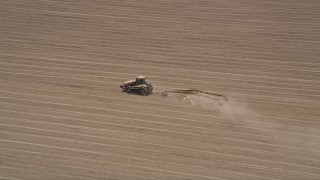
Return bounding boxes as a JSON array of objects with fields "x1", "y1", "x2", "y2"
[
  {"x1": 1, "y1": 96, "x2": 320, "y2": 158},
  {"x1": 0, "y1": 133, "x2": 314, "y2": 179},
  {"x1": 1, "y1": 115, "x2": 319, "y2": 169}
]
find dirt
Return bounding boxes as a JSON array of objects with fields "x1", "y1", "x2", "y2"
[{"x1": 0, "y1": 0, "x2": 320, "y2": 179}]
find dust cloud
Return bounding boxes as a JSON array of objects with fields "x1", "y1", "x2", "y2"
[
  {"x1": 182, "y1": 94, "x2": 319, "y2": 153},
  {"x1": 182, "y1": 94, "x2": 281, "y2": 129},
  {"x1": 183, "y1": 94, "x2": 251, "y2": 121}
]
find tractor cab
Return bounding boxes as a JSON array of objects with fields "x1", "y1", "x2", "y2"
[{"x1": 136, "y1": 75, "x2": 146, "y2": 85}]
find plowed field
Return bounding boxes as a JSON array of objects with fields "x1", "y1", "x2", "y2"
[{"x1": 1, "y1": 0, "x2": 320, "y2": 179}]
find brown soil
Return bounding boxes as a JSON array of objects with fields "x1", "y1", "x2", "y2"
[{"x1": 0, "y1": 0, "x2": 319, "y2": 179}]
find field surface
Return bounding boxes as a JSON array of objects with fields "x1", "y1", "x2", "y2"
[{"x1": 1, "y1": 0, "x2": 320, "y2": 179}]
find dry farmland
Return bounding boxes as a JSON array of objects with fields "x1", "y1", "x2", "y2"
[{"x1": 0, "y1": 0, "x2": 320, "y2": 179}]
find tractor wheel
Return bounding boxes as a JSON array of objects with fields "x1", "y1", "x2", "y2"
[
  {"x1": 126, "y1": 88, "x2": 132, "y2": 94},
  {"x1": 140, "y1": 88, "x2": 149, "y2": 96}
]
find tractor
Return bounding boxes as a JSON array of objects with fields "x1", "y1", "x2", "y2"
[{"x1": 120, "y1": 75, "x2": 153, "y2": 96}]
